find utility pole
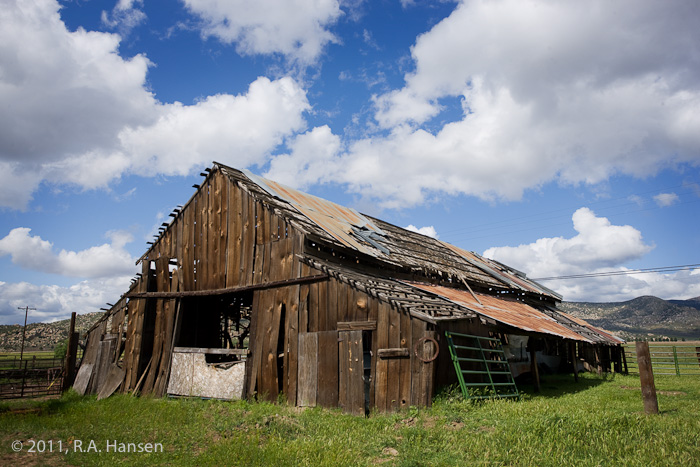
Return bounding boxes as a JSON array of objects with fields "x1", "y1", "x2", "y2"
[{"x1": 18, "y1": 306, "x2": 36, "y2": 364}]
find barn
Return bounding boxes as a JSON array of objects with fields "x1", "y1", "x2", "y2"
[{"x1": 73, "y1": 162, "x2": 624, "y2": 414}]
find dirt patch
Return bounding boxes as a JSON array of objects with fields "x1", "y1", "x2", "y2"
[
  {"x1": 658, "y1": 391, "x2": 686, "y2": 396},
  {"x1": 372, "y1": 447, "x2": 400, "y2": 465},
  {"x1": 446, "y1": 421, "x2": 464, "y2": 430},
  {"x1": 620, "y1": 386, "x2": 686, "y2": 396},
  {"x1": 0, "y1": 436, "x2": 70, "y2": 467},
  {"x1": 382, "y1": 447, "x2": 399, "y2": 456},
  {"x1": 0, "y1": 407, "x2": 42, "y2": 415},
  {"x1": 394, "y1": 416, "x2": 417, "y2": 430},
  {"x1": 422, "y1": 416, "x2": 438, "y2": 429}
]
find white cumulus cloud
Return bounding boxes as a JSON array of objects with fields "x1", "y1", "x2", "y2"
[
  {"x1": 484, "y1": 208, "x2": 654, "y2": 279},
  {"x1": 341, "y1": 0, "x2": 700, "y2": 208},
  {"x1": 0, "y1": 228, "x2": 137, "y2": 279},
  {"x1": 0, "y1": 277, "x2": 132, "y2": 325},
  {"x1": 101, "y1": 0, "x2": 147, "y2": 35},
  {"x1": 182, "y1": 0, "x2": 343, "y2": 65},
  {"x1": 481, "y1": 208, "x2": 700, "y2": 301},
  {"x1": 0, "y1": 0, "x2": 313, "y2": 210},
  {"x1": 404, "y1": 224, "x2": 439, "y2": 239},
  {"x1": 653, "y1": 192, "x2": 680, "y2": 207},
  {"x1": 263, "y1": 125, "x2": 341, "y2": 189}
]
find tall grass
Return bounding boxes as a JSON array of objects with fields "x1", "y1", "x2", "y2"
[{"x1": 1, "y1": 373, "x2": 699, "y2": 466}]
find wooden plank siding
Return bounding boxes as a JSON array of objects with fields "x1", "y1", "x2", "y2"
[
  {"x1": 338, "y1": 330, "x2": 364, "y2": 415},
  {"x1": 82, "y1": 168, "x2": 443, "y2": 411}
]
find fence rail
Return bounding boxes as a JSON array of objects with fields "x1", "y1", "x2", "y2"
[
  {"x1": 0, "y1": 354, "x2": 66, "y2": 399},
  {"x1": 624, "y1": 345, "x2": 700, "y2": 376},
  {"x1": 0, "y1": 355, "x2": 65, "y2": 371}
]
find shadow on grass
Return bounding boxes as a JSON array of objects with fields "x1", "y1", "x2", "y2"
[
  {"x1": 514, "y1": 373, "x2": 611, "y2": 399},
  {"x1": 0, "y1": 389, "x2": 86, "y2": 415}
]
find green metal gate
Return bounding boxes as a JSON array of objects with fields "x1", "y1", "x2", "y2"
[
  {"x1": 445, "y1": 331, "x2": 519, "y2": 400},
  {"x1": 624, "y1": 344, "x2": 700, "y2": 376}
]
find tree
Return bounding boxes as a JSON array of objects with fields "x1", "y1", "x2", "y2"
[{"x1": 54, "y1": 339, "x2": 68, "y2": 360}]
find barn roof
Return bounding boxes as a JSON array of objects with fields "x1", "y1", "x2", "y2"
[
  {"x1": 214, "y1": 163, "x2": 621, "y2": 345},
  {"x1": 134, "y1": 163, "x2": 620, "y2": 345},
  {"x1": 219, "y1": 163, "x2": 561, "y2": 300}
]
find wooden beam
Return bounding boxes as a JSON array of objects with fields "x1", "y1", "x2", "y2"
[
  {"x1": 377, "y1": 348, "x2": 410, "y2": 358},
  {"x1": 126, "y1": 274, "x2": 329, "y2": 299},
  {"x1": 173, "y1": 347, "x2": 249, "y2": 355},
  {"x1": 337, "y1": 320, "x2": 377, "y2": 331},
  {"x1": 461, "y1": 277, "x2": 483, "y2": 306}
]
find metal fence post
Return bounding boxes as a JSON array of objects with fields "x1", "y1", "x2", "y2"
[
  {"x1": 672, "y1": 346, "x2": 680, "y2": 376},
  {"x1": 20, "y1": 360, "x2": 28, "y2": 398}
]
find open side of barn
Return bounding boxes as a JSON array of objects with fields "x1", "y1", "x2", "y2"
[{"x1": 73, "y1": 163, "x2": 624, "y2": 413}]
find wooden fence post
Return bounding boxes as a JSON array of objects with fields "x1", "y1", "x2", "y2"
[
  {"x1": 635, "y1": 341, "x2": 659, "y2": 414},
  {"x1": 530, "y1": 348, "x2": 540, "y2": 393},
  {"x1": 63, "y1": 312, "x2": 78, "y2": 391},
  {"x1": 569, "y1": 341, "x2": 579, "y2": 383},
  {"x1": 695, "y1": 347, "x2": 700, "y2": 370}
]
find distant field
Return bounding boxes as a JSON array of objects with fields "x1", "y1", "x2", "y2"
[
  {"x1": 623, "y1": 342, "x2": 700, "y2": 377},
  {"x1": 0, "y1": 351, "x2": 54, "y2": 358},
  {"x1": 1, "y1": 373, "x2": 699, "y2": 466},
  {"x1": 0, "y1": 352, "x2": 68, "y2": 372}
]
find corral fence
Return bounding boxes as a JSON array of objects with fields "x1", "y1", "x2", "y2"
[
  {"x1": 0, "y1": 354, "x2": 65, "y2": 399},
  {"x1": 624, "y1": 344, "x2": 700, "y2": 376}
]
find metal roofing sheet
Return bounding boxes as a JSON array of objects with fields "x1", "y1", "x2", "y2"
[
  {"x1": 438, "y1": 241, "x2": 562, "y2": 300},
  {"x1": 242, "y1": 170, "x2": 385, "y2": 257},
  {"x1": 558, "y1": 311, "x2": 625, "y2": 344},
  {"x1": 403, "y1": 281, "x2": 592, "y2": 342}
]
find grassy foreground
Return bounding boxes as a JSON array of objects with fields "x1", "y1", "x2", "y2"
[{"x1": 1, "y1": 373, "x2": 699, "y2": 466}]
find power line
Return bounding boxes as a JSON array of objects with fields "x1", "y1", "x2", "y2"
[
  {"x1": 440, "y1": 196, "x2": 700, "y2": 244},
  {"x1": 439, "y1": 184, "x2": 699, "y2": 241},
  {"x1": 532, "y1": 264, "x2": 700, "y2": 281}
]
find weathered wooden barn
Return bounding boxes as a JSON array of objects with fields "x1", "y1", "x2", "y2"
[{"x1": 74, "y1": 162, "x2": 623, "y2": 414}]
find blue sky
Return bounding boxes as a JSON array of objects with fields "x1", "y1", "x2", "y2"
[{"x1": 1, "y1": 0, "x2": 699, "y2": 325}]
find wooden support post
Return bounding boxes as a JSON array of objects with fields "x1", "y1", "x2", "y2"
[
  {"x1": 635, "y1": 341, "x2": 659, "y2": 415},
  {"x1": 530, "y1": 348, "x2": 540, "y2": 393},
  {"x1": 569, "y1": 341, "x2": 578, "y2": 383},
  {"x1": 622, "y1": 346, "x2": 628, "y2": 374},
  {"x1": 63, "y1": 312, "x2": 78, "y2": 391}
]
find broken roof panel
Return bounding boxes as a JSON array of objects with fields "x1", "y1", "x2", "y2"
[
  {"x1": 402, "y1": 281, "x2": 597, "y2": 343},
  {"x1": 439, "y1": 241, "x2": 562, "y2": 300},
  {"x1": 558, "y1": 311, "x2": 625, "y2": 345},
  {"x1": 242, "y1": 169, "x2": 385, "y2": 257},
  {"x1": 302, "y1": 257, "x2": 478, "y2": 323}
]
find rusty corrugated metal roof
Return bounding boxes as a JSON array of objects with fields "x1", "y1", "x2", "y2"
[
  {"x1": 234, "y1": 166, "x2": 560, "y2": 301},
  {"x1": 242, "y1": 170, "x2": 385, "y2": 257},
  {"x1": 439, "y1": 241, "x2": 562, "y2": 300},
  {"x1": 403, "y1": 281, "x2": 593, "y2": 342},
  {"x1": 558, "y1": 311, "x2": 625, "y2": 344}
]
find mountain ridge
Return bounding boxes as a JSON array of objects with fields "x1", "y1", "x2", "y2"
[
  {"x1": 1, "y1": 295, "x2": 699, "y2": 351},
  {"x1": 560, "y1": 295, "x2": 700, "y2": 341},
  {"x1": 0, "y1": 312, "x2": 103, "y2": 352}
]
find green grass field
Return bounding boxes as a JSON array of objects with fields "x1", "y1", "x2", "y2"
[{"x1": 1, "y1": 373, "x2": 699, "y2": 466}]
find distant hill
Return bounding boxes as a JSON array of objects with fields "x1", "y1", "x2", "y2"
[
  {"x1": 2, "y1": 296, "x2": 698, "y2": 351},
  {"x1": 0, "y1": 312, "x2": 104, "y2": 352},
  {"x1": 560, "y1": 296, "x2": 700, "y2": 341}
]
